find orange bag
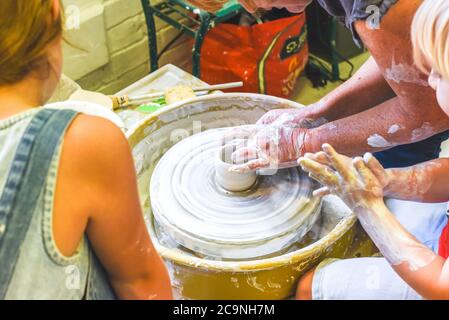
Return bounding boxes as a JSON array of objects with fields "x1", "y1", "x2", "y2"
[{"x1": 201, "y1": 13, "x2": 308, "y2": 98}]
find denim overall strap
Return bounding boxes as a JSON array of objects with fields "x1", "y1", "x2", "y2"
[{"x1": 0, "y1": 108, "x2": 77, "y2": 299}]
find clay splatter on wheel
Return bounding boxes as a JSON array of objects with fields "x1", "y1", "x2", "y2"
[{"x1": 150, "y1": 128, "x2": 322, "y2": 260}]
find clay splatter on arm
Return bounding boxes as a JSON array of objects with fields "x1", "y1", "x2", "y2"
[
  {"x1": 299, "y1": 144, "x2": 437, "y2": 271},
  {"x1": 303, "y1": 94, "x2": 444, "y2": 157},
  {"x1": 299, "y1": 144, "x2": 449, "y2": 299}
]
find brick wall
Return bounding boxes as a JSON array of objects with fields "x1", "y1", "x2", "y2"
[{"x1": 64, "y1": 0, "x2": 193, "y2": 94}]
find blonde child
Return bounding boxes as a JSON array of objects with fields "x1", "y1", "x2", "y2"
[{"x1": 297, "y1": 0, "x2": 449, "y2": 300}]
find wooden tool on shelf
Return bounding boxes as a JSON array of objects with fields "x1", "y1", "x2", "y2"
[{"x1": 110, "y1": 81, "x2": 244, "y2": 110}]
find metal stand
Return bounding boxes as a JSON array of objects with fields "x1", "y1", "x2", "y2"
[{"x1": 140, "y1": 0, "x2": 243, "y2": 78}]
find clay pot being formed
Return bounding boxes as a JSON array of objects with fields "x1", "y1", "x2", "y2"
[{"x1": 127, "y1": 93, "x2": 375, "y2": 300}]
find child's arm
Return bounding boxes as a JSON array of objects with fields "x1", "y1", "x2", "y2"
[
  {"x1": 54, "y1": 115, "x2": 173, "y2": 300},
  {"x1": 384, "y1": 159, "x2": 449, "y2": 203},
  {"x1": 370, "y1": 201, "x2": 449, "y2": 300},
  {"x1": 299, "y1": 144, "x2": 449, "y2": 300}
]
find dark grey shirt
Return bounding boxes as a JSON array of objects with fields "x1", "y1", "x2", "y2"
[
  {"x1": 315, "y1": 0, "x2": 449, "y2": 169},
  {"x1": 317, "y1": 0, "x2": 398, "y2": 47}
]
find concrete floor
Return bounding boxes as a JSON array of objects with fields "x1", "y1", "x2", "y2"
[{"x1": 291, "y1": 52, "x2": 371, "y2": 105}]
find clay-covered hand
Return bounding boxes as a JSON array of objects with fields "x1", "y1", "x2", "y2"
[
  {"x1": 300, "y1": 144, "x2": 438, "y2": 271},
  {"x1": 223, "y1": 125, "x2": 308, "y2": 173},
  {"x1": 257, "y1": 107, "x2": 327, "y2": 128},
  {"x1": 304, "y1": 150, "x2": 393, "y2": 197},
  {"x1": 298, "y1": 144, "x2": 385, "y2": 210}
]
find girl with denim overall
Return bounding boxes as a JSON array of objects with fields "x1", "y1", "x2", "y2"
[
  {"x1": 0, "y1": 0, "x2": 172, "y2": 300},
  {"x1": 0, "y1": 108, "x2": 114, "y2": 299}
]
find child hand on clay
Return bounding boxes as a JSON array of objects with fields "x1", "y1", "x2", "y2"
[
  {"x1": 299, "y1": 144, "x2": 385, "y2": 209},
  {"x1": 298, "y1": 144, "x2": 448, "y2": 299},
  {"x1": 302, "y1": 149, "x2": 443, "y2": 202},
  {"x1": 296, "y1": 0, "x2": 449, "y2": 300}
]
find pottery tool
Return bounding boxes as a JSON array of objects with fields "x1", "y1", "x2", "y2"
[
  {"x1": 130, "y1": 91, "x2": 357, "y2": 300},
  {"x1": 110, "y1": 81, "x2": 244, "y2": 110}
]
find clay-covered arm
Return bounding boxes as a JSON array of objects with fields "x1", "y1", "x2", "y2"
[
  {"x1": 358, "y1": 200, "x2": 449, "y2": 300},
  {"x1": 303, "y1": 94, "x2": 449, "y2": 157},
  {"x1": 302, "y1": 1, "x2": 449, "y2": 158},
  {"x1": 227, "y1": 93, "x2": 449, "y2": 173},
  {"x1": 382, "y1": 159, "x2": 449, "y2": 203},
  {"x1": 304, "y1": 152, "x2": 449, "y2": 203},
  {"x1": 299, "y1": 145, "x2": 449, "y2": 300},
  {"x1": 258, "y1": 57, "x2": 396, "y2": 125}
]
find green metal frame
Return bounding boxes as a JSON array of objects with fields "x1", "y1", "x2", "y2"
[
  {"x1": 306, "y1": 16, "x2": 340, "y2": 83},
  {"x1": 329, "y1": 17, "x2": 340, "y2": 81},
  {"x1": 141, "y1": 0, "x2": 243, "y2": 78}
]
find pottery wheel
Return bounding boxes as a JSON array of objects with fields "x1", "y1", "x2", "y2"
[{"x1": 150, "y1": 128, "x2": 321, "y2": 259}]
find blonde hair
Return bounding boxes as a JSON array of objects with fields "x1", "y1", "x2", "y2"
[
  {"x1": 0, "y1": 0, "x2": 62, "y2": 85},
  {"x1": 412, "y1": 0, "x2": 449, "y2": 80}
]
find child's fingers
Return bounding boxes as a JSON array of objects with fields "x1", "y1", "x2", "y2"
[
  {"x1": 304, "y1": 152, "x2": 331, "y2": 166},
  {"x1": 353, "y1": 157, "x2": 377, "y2": 187},
  {"x1": 298, "y1": 158, "x2": 339, "y2": 187},
  {"x1": 363, "y1": 153, "x2": 389, "y2": 185},
  {"x1": 322, "y1": 144, "x2": 357, "y2": 182}
]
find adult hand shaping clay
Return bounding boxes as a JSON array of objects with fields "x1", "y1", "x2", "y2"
[
  {"x1": 223, "y1": 125, "x2": 309, "y2": 173},
  {"x1": 256, "y1": 108, "x2": 327, "y2": 129}
]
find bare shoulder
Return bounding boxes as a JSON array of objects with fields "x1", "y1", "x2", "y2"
[
  {"x1": 58, "y1": 113, "x2": 135, "y2": 197},
  {"x1": 54, "y1": 113, "x2": 135, "y2": 224},
  {"x1": 52, "y1": 114, "x2": 135, "y2": 256},
  {"x1": 63, "y1": 114, "x2": 132, "y2": 172},
  {"x1": 66, "y1": 114, "x2": 128, "y2": 152},
  {"x1": 354, "y1": 0, "x2": 434, "y2": 98}
]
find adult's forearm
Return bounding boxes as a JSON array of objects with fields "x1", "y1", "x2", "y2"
[
  {"x1": 304, "y1": 96, "x2": 449, "y2": 158},
  {"x1": 311, "y1": 56, "x2": 396, "y2": 122},
  {"x1": 385, "y1": 159, "x2": 449, "y2": 203}
]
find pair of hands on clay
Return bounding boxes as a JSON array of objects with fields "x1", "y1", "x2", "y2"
[
  {"x1": 223, "y1": 108, "x2": 316, "y2": 173},
  {"x1": 298, "y1": 144, "x2": 393, "y2": 210}
]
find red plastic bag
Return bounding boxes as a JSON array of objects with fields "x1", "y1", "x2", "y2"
[{"x1": 201, "y1": 13, "x2": 308, "y2": 98}]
